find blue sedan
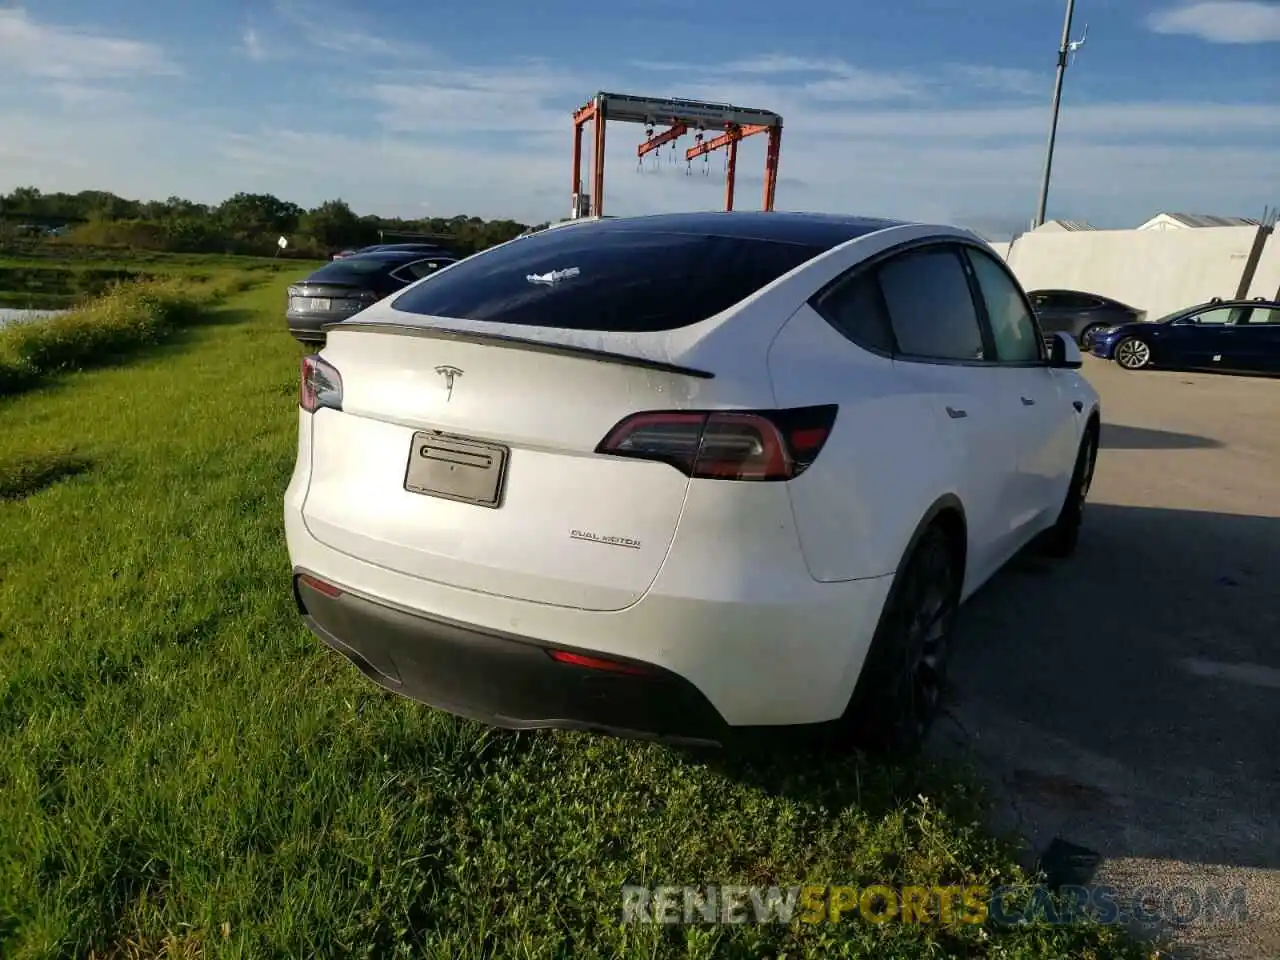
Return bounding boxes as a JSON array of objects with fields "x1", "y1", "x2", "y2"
[{"x1": 1091, "y1": 297, "x2": 1280, "y2": 374}]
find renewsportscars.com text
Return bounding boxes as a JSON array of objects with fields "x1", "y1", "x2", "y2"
[{"x1": 621, "y1": 883, "x2": 1249, "y2": 927}]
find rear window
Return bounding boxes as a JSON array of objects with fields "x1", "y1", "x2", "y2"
[
  {"x1": 391, "y1": 229, "x2": 825, "y2": 332},
  {"x1": 307, "y1": 258, "x2": 398, "y2": 280}
]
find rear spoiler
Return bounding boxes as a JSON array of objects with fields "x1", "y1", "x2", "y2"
[{"x1": 327, "y1": 320, "x2": 715, "y2": 379}]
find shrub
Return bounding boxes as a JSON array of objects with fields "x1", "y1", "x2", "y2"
[{"x1": 0, "y1": 275, "x2": 246, "y2": 396}]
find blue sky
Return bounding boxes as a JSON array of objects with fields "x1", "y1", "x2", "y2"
[{"x1": 1, "y1": 1, "x2": 1278, "y2": 235}]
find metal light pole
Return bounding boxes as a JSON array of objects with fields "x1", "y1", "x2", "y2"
[{"x1": 1034, "y1": 0, "x2": 1087, "y2": 228}]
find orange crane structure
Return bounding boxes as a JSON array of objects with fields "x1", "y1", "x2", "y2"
[{"x1": 570, "y1": 91, "x2": 783, "y2": 218}]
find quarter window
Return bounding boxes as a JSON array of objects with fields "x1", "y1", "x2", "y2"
[
  {"x1": 966, "y1": 248, "x2": 1044, "y2": 363},
  {"x1": 877, "y1": 247, "x2": 987, "y2": 362},
  {"x1": 811, "y1": 271, "x2": 895, "y2": 354}
]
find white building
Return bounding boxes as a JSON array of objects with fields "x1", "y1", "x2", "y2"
[
  {"x1": 1137, "y1": 212, "x2": 1261, "y2": 231},
  {"x1": 1031, "y1": 219, "x2": 1096, "y2": 233}
]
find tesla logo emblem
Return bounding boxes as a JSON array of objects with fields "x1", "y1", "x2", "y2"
[{"x1": 434, "y1": 365, "x2": 463, "y2": 401}]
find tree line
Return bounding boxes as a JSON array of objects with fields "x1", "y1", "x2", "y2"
[{"x1": 0, "y1": 186, "x2": 537, "y2": 258}]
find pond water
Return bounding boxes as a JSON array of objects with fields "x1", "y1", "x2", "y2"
[{"x1": 0, "y1": 307, "x2": 67, "y2": 329}]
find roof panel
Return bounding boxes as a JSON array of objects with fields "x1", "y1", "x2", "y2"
[{"x1": 566, "y1": 210, "x2": 909, "y2": 247}]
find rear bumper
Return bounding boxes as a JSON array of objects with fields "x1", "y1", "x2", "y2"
[
  {"x1": 286, "y1": 310, "x2": 361, "y2": 343},
  {"x1": 286, "y1": 311, "x2": 329, "y2": 343},
  {"x1": 284, "y1": 469, "x2": 896, "y2": 730},
  {"x1": 294, "y1": 571, "x2": 730, "y2": 745}
]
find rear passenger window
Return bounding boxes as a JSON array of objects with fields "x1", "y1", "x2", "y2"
[
  {"x1": 1056, "y1": 292, "x2": 1092, "y2": 309},
  {"x1": 966, "y1": 248, "x2": 1044, "y2": 363},
  {"x1": 877, "y1": 247, "x2": 987, "y2": 362},
  {"x1": 811, "y1": 271, "x2": 895, "y2": 354}
]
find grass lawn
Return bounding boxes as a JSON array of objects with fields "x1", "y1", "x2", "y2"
[{"x1": 0, "y1": 275, "x2": 1150, "y2": 959}]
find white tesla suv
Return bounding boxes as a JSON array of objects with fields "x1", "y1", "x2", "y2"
[{"x1": 285, "y1": 212, "x2": 1100, "y2": 753}]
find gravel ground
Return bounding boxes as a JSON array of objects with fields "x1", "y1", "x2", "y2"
[{"x1": 934, "y1": 357, "x2": 1280, "y2": 959}]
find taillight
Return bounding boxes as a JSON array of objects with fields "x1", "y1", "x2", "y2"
[
  {"x1": 595, "y1": 405, "x2": 837, "y2": 481},
  {"x1": 300, "y1": 355, "x2": 343, "y2": 413}
]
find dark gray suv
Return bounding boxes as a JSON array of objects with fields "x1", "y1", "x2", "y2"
[
  {"x1": 1028, "y1": 289, "x2": 1145, "y2": 347},
  {"x1": 286, "y1": 250, "x2": 456, "y2": 345}
]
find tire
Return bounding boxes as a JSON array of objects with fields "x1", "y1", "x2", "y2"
[
  {"x1": 1113, "y1": 336, "x2": 1152, "y2": 370},
  {"x1": 840, "y1": 526, "x2": 961, "y2": 756},
  {"x1": 1079, "y1": 324, "x2": 1107, "y2": 349},
  {"x1": 1037, "y1": 424, "x2": 1098, "y2": 559}
]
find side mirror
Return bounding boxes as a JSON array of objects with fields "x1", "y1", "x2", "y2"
[{"x1": 1049, "y1": 332, "x2": 1083, "y2": 369}]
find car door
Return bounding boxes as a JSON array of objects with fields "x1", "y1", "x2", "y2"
[
  {"x1": 1032, "y1": 291, "x2": 1098, "y2": 339},
  {"x1": 963, "y1": 247, "x2": 1078, "y2": 537},
  {"x1": 1056, "y1": 293, "x2": 1102, "y2": 340},
  {"x1": 1029, "y1": 291, "x2": 1072, "y2": 337},
  {"x1": 1260, "y1": 305, "x2": 1280, "y2": 373},
  {"x1": 1218, "y1": 305, "x2": 1257, "y2": 371},
  {"x1": 1163, "y1": 305, "x2": 1241, "y2": 369},
  {"x1": 1232, "y1": 304, "x2": 1280, "y2": 373},
  {"x1": 876, "y1": 244, "x2": 1023, "y2": 587}
]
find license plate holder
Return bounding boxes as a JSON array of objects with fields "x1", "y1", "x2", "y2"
[{"x1": 404, "y1": 432, "x2": 508, "y2": 508}]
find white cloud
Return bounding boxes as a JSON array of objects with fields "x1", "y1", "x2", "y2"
[
  {"x1": 44, "y1": 82, "x2": 136, "y2": 111},
  {"x1": 788, "y1": 101, "x2": 1280, "y2": 142},
  {"x1": 633, "y1": 55, "x2": 842, "y2": 75},
  {"x1": 631, "y1": 55, "x2": 927, "y2": 104},
  {"x1": 717, "y1": 55, "x2": 853, "y2": 75},
  {"x1": 240, "y1": 26, "x2": 268, "y2": 62},
  {"x1": 944, "y1": 65, "x2": 1048, "y2": 98},
  {"x1": 4, "y1": 88, "x2": 1274, "y2": 230},
  {"x1": 0, "y1": 14, "x2": 1275, "y2": 231},
  {"x1": 366, "y1": 65, "x2": 578, "y2": 135},
  {"x1": 801, "y1": 69, "x2": 927, "y2": 103},
  {"x1": 0, "y1": 7, "x2": 178, "y2": 80},
  {"x1": 1147, "y1": 1, "x2": 1280, "y2": 43},
  {"x1": 624, "y1": 55, "x2": 1049, "y2": 105},
  {"x1": 272, "y1": 0, "x2": 419, "y2": 57}
]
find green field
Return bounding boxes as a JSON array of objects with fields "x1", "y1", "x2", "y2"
[
  {"x1": 0, "y1": 249, "x2": 313, "y2": 309},
  {"x1": 0, "y1": 258, "x2": 1149, "y2": 958}
]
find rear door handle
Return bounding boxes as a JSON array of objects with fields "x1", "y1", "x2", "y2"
[
  {"x1": 1021, "y1": 396, "x2": 1036, "y2": 406},
  {"x1": 945, "y1": 406, "x2": 968, "y2": 419}
]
